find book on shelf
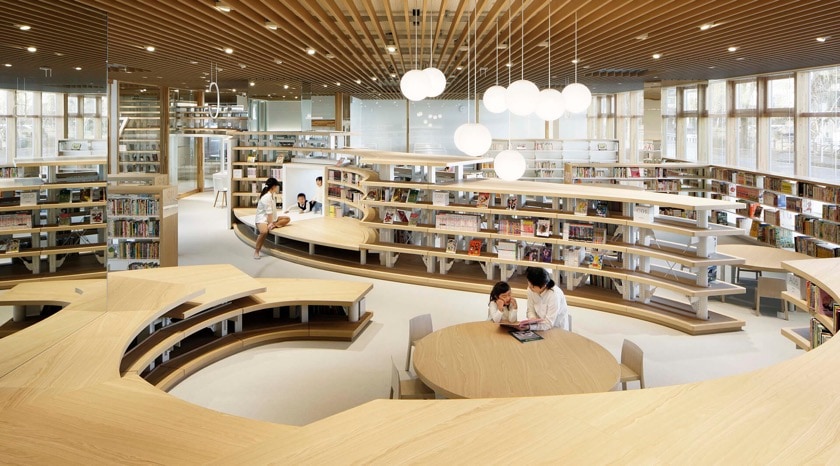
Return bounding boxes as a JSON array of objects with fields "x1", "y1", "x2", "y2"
[
  {"x1": 593, "y1": 227, "x2": 607, "y2": 244},
  {"x1": 382, "y1": 208, "x2": 395, "y2": 224},
  {"x1": 522, "y1": 245, "x2": 540, "y2": 262},
  {"x1": 564, "y1": 246, "x2": 584, "y2": 267},
  {"x1": 246, "y1": 167, "x2": 257, "y2": 178},
  {"x1": 539, "y1": 245, "x2": 553, "y2": 263},
  {"x1": 475, "y1": 192, "x2": 490, "y2": 208},
  {"x1": 58, "y1": 210, "x2": 71, "y2": 226},
  {"x1": 535, "y1": 219, "x2": 551, "y2": 237},
  {"x1": 633, "y1": 204, "x2": 654, "y2": 223},
  {"x1": 594, "y1": 201, "x2": 609, "y2": 217},
  {"x1": 91, "y1": 187, "x2": 103, "y2": 202},
  {"x1": 80, "y1": 188, "x2": 91, "y2": 202},
  {"x1": 589, "y1": 250, "x2": 604, "y2": 269},
  {"x1": 508, "y1": 329, "x2": 544, "y2": 343},
  {"x1": 363, "y1": 189, "x2": 380, "y2": 201},
  {"x1": 246, "y1": 155, "x2": 256, "y2": 163},
  {"x1": 270, "y1": 168, "x2": 283, "y2": 179},
  {"x1": 397, "y1": 209, "x2": 409, "y2": 223},
  {"x1": 406, "y1": 189, "x2": 420, "y2": 203},
  {"x1": 19, "y1": 192, "x2": 37, "y2": 206},
  {"x1": 58, "y1": 189, "x2": 72, "y2": 203},
  {"x1": 574, "y1": 199, "x2": 588, "y2": 216},
  {"x1": 468, "y1": 239, "x2": 483, "y2": 256},
  {"x1": 446, "y1": 238, "x2": 457, "y2": 253},
  {"x1": 432, "y1": 191, "x2": 449, "y2": 206},
  {"x1": 408, "y1": 211, "x2": 420, "y2": 226},
  {"x1": 90, "y1": 206, "x2": 103, "y2": 224},
  {"x1": 5, "y1": 239, "x2": 20, "y2": 253},
  {"x1": 521, "y1": 219, "x2": 535, "y2": 236},
  {"x1": 232, "y1": 168, "x2": 243, "y2": 179},
  {"x1": 496, "y1": 241, "x2": 518, "y2": 260},
  {"x1": 506, "y1": 196, "x2": 518, "y2": 210},
  {"x1": 715, "y1": 211, "x2": 729, "y2": 225}
]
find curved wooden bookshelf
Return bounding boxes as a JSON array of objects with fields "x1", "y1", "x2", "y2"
[{"x1": 1, "y1": 262, "x2": 840, "y2": 462}]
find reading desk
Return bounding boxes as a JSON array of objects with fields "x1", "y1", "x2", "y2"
[{"x1": 413, "y1": 321, "x2": 620, "y2": 398}]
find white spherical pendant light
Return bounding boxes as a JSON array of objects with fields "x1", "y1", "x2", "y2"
[
  {"x1": 562, "y1": 82, "x2": 592, "y2": 113},
  {"x1": 494, "y1": 149, "x2": 526, "y2": 181},
  {"x1": 400, "y1": 69, "x2": 429, "y2": 101},
  {"x1": 453, "y1": 123, "x2": 492, "y2": 157},
  {"x1": 482, "y1": 85, "x2": 508, "y2": 113},
  {"x1": 534, "y1": 88, "x2": 565, "y2": 121},
  {"x1": 423, "y1": 67, "x2": 446, "y2": 98},
  {"x1": 505, "y1": 79, "x2": 540, "y2": 116}
]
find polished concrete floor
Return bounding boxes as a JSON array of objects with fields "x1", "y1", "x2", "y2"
[{"x1": 165, "y1": 191, "x2": 807, "y2": 427}]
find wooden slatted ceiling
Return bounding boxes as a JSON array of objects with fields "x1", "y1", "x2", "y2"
[{"x1": 2, "y1": 0, "x2": 840, "y2": 99}]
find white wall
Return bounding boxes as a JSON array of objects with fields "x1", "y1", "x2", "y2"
[{"x1": 266, "y1": 101, "x2": 302, "y2": 131}]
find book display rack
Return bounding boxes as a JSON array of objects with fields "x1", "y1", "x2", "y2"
[
  {"x1": 781, "y1": 258, "x2": 840, "y2": 351},
  {"x1": 0, "y1": 156, "x2": 107, "y2": 289},
  {"x1": 106, "y1": 184, "x2": 178, "y2": 271},
  {"x1": 117, "y1": 83, "x2": 165, "y2": 174},
  {"x1": 482, "y1": 139, "x2": 618, "y2": 181}
]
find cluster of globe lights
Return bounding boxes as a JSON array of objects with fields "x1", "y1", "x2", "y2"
[
  {"x1": 399, "y1": 67, "x2": 447, "y2": 102},
  {"x1": 484, "y1": 79, "x2": 592, "y2": 181}
]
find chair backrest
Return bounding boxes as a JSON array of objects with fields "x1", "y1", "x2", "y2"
[
  {"x1": 390, "y1": 359, "x2": 400, "y2": 399},
  {"x1": 621, "y1": 339, "x2": 644, "y2": 383},
  {"x1": 567, "y1": 314, "x2": 572, "y2": 332},
  {"x1": 757, "y1": 276, "x2": 787, "y2": 299},
  {"x1": 408, "y1": 314, "x2": 433, "y2": 346}
]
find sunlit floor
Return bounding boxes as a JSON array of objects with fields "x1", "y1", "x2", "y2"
[{"x1": 165, "y1": 191, "x2": 807, "y2": 427}]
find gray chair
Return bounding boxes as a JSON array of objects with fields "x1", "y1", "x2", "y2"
[{"x1": 405, "y1": 314, "x2": 433, "y2": 371}]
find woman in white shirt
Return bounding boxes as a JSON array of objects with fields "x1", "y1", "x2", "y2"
[
  {"x1": 254, "y1": 178, "x2": 290, "y2": 259},
  {"x1": 520, "y1": 267, "x2": 570, "y2": 331},
  {"x1": 487, "y1": 281, "x2": 519, "y2": 323}
]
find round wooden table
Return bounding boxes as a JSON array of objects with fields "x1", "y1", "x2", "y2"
[
  {"x1": 413, "y1": 321, "x2": 620, "y2": 399},
  {"x1": 716, "y1": 244, "x2": 811, "y2": 275}
]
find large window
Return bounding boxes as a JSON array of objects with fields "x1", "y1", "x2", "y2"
[
  {"x1": 766, "y1": 76, "x2": 794, "y2": 175},
  {"x1": 662, "y1": 87, "x2": 677, "y2": 158},
  {"x1": 707, "y1": 80, "x2": 727, "y2": 165},
  {"x1": 807, "y1": 67, "x2": 840, "y2": 181},
  {"x1": 733, "y1": 80, "x2": 757, "y2": 169},
  {"x1": 615, "y1": 90, "x2": 643, "y2": 162}
]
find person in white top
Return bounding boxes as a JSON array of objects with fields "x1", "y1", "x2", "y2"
[
  {"x1": 520, "y1": 267, "x2": 570, "y2": 331},
  {"x1": 487, "y1": 281, "x2": 519, "y2": 323},
  {"x1": 254, "y1": 178, "x2": 290, "y2": 259},
  {"x1": 312, "y1": 176, "x2": 324, "y2": 214}
]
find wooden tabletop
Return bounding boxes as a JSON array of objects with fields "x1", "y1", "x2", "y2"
[
  {"x1": 413, "y1": 321, "x2": 620, "y2": 398},
  {"x1": 716, "y1": 244, "x2": 811, "y2": 273}
]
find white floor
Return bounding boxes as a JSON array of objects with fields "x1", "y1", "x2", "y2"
[{"x1": 163, "y1": 191, "x2": 807, "y2": 427}]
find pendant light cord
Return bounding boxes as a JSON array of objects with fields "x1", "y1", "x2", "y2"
[
  {"x1": 574, "y1": 11, "x2": 578, "y2": 83},
  {"x1": 520, "y1": 0, "x2": 524, "y2": 81},
  {"x1": 547, "y1": 0, "x2": 551, "y2": 88}
]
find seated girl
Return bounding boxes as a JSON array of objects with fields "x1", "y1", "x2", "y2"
[{"x1": 487, "y1": 281, "x2": 519, "y2": 323}]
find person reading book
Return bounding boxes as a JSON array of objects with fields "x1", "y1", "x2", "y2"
[
  {"x1": 487, "y1": 281, "x2": 519, "y2": 323},
  {"x1": 312, "y1": 176, "x2": 324, "y2": 214},
  {"x1": 254, "y1": 177, "x2": 290, "y2": 260},
  {"x1": 521, "y1": 266, "x2": 570, "y2": 331}
]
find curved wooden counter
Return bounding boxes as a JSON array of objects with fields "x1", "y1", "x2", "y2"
[
  {"x1": 413, "y1": 321, "x2": 619, "y2": 398},
  {"x1": 4, "y1": 263, "x2": 840, "y2": 462}
]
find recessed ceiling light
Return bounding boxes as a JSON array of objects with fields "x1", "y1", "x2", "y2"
[
  {"x1": 699, "y1": 22, "x2": 715, "y2": 31},
  {"x1": 18, "y1": 25, "x2": 31, "y2": 31},
  {"x1": 265, "y1": 21, "x2": 278, "y2": 30},
  {"x1": 536, "y1": 41, "x2": 548, "y2": 47},
  {"x1": 54, "y1": 52, "x2": 63, "y2": 56},
  {"x1": 635, "y1": 33, "x2": 648, "y2": 40},
  {"x1": 145, "y1": 46, "x2": 155, "y2": 52},
  {"x1": 816, "y1": 36, "x2": 829, "y2": 42},
  {"x1": 386, "y1": 45, "x2": 397, "y2": 53},
  {"x1": 231, "y1": 88, "x2": 236, "y2": 92},
  {"x1": 214, "y1": 1, "x2": 232, "y2": 12},
  {"x1": 582, "y1": 65, "x2": 590, "y2": 69},
  {"x1": 283, "y1": 84, "x2": 289, "y2": 89},
  {"x1": 323, "y1": 84, "x2": 327, "y2": 88},
  {"x1": 325, "y1": 53, "x2": 335, "y2": 59},
  {"x1": 652, "y1": 53, "x2": 662, "y2": 59},
  {"x1": 306, "y1": 47, "x2": 316, "y2": 55},
  {"x1": 371, "y1": 76, "x2": 377, "y2": 81},
  {"x1": 224, "y1": 47, "x2": 234, "y2": 54},
  {"x1": 3, "y1": 63, "x2": 11, "y2": 67},
  {"x1": 728, "y1": 46, "x2": 738, "y2": 52},
  {"x1": 708, "y1": 66, "x2": 716, "y2": 69},
  {"x1": 736, "y1": 57, "x2": 745, "y2": 61},
  {"x1": 571, "y1": 59, "x2": 580, "y2": 64},
  {"x1": 249, "y1": 81, "x2": 255, "y2": 87},
  {"x1": 390, "y1": 73, "x2": 396, "y2": 78},
  {"x1": 26, "y1": 46, "x2": 36, "y2": 52},
  {"x1": 189, "y1": 60, "x2": 198, "y2": 65},
  {"x1": 274, "y1": 58, "x2": 283, "y2": 65},
  {"x1": 335, "y1": 82, "x2": 340, "y2": 86},
  {"x1": 74, "y1": 66, "x2": 82, "y2": 70},
  {"x1": 497, "y1": 43, "x2": 508, "y2": 50},
  {"x1": 355, "y1": 79, "x2": 362, "y2": 84},
  {"x1": 457, "y1": 65, "x2": 464, "y2": 70}
]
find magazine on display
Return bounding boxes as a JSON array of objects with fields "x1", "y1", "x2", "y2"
[{"x1": 508, "y1": 329, "x2": 544, "y2": 343}]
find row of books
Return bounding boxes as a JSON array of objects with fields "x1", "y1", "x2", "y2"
[
  {"x1": 57, "y1": 187, "x2": 104, "y2": 203},
  {"x1": 118, "y1": 154, "x2": 159, "y2": 162},
  {"x1": 764, "y1": 177, "x2": 797, "y2": 195},
  {"x1": 795, "y1": 214, "x2": 840, "y2": 244},
  {"x1": 568, "y1": 223, "x2": 607, "y2": 243},
  {"x1": 434, "y1": 213, "x2": 480, "y2": 232},
  {"x1": 0, "y1": 212, "x2": 32, "y2": 229},
  {"x1": 232, "y1": 168, "x2": 283, "y2": 180},
  {"x1": 0, "y1": 167, "x2": 25, "y2": 178},
  {"x1": 362, "y1": 187, "x2": 422, "y2": 203},
  {"x1": 745, "y1": 221, "x2": 795, "y2": 248},
  {"x1": 0, "y1": 239, "x2": 21, "y2": 254},
  {"x1": 109, "y1": 241, "x2": 160, "y2": 260},
  {"x1": 107, "y1": 197, "x2": 160, "y2": 216},
  {"x1": 382, "y1": 208, "x2": 419, "y2": 225},
  {"x1": 794, "y1": 235, "x2": 840, "y2": 257},
  {"x1": 735, "y1": 185, "x2": 761, "y2": 202},
  {"x1": 109, "y1": 219, "x2": 160, "y2": 238},
  {"x1": 498, "y1": 218, "x2": 552, "y2": 237},
  {"x1": 810, "y1": 318, "x2": 833, "y2": 349}
]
